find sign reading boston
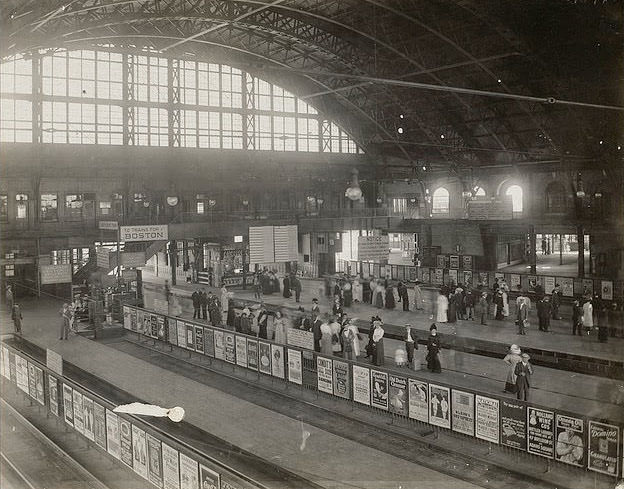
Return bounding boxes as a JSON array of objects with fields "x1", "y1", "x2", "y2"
[{"x1": 120, "y1": 225, "x2": 168, "y2": 242}]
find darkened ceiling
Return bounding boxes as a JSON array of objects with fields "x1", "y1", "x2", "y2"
[{"x1": 1, "y1": 0, "x2": 622, "y2": 175}]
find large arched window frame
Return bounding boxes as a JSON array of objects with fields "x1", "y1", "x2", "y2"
[
  {"x1": 505, "y1": 184, "x2": 524, "y2": 214},
  {"x1": 0, "y1": 49, "x2": 363, "y2": 154},
  {"x1": 432, "y1": 187, "x2": 450, "y2": 215}
]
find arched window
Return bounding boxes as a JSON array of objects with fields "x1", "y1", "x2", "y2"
[
  {"x1": 474, "y1": 187, "x2": 486, "y2": 197},
  {"x1": 432, "y1": 187, "x2": 450, "y2": 214},
  {"x1": 545, "y1": 182, "x2": 567, "y2": 213},
  {"x1": 505, "y1": 185, "x2": 523, "y2": 213}
]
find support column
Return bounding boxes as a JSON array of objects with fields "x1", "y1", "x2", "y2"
[
  {"x1": 577, "y1": 226, "x2": 585, "y2": 278},
  {"x1": 559, "y1": 234, "x2": 563, "y2": 265},
  {"x1": 169, "y1": 240, "x2": 177, "y2": 286},
  {"x1": 529, "y1": 225, "x2": 537, "y2": 275}
]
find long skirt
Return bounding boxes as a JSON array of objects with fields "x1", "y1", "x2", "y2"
[
  {"x1": 373, "y1": 339, "x2": 385, "y2": 366},
  {"x1": 427, "y1": 351, "x2": 441, "y2": 373},
  {"x1": 343, "y1": 290, "x2": 353, "y2": 308},
  {"x1": 374, "y1": 292, "x2": 384, "y2": 309}
]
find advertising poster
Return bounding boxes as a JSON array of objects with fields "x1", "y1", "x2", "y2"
[
  {"x1": 235, "y1": 336, "x2": 248, "y2": 367},
  {"x1": 317, "y1": 356, "x2": 333, "y2": 394},
  {"x1": 271, "y1": 344, "x2": 285, "y2": 378},
  {"x1": 462, "y1": 255, "x2": 473, "y2": 270},
  {"x1": 527, "y1": 407, "x2": 554, "y2": 458},
  {"x1": 258, "y1": 342, "x2": 271, "y2": 374},
  {"x1": 449, "y1": 255, "x2": 459, "y2": 269},
  {"x1": 185, "y1": 323, "x2": 195, "y2": 351},
  {"x1": 408, "y1": 379, "x2": 429, "y2": 423},
  {"x1": 63, "y1": 384, "x2": 74, "y2": 426},
  {"x1": 73, "y1": 390, "x2": 85, "y2": 435},
  {"x1": 421, "y1": 268, "x2": 430, "y2": 284},
  {"x1": 560, "y1": 278, "x2": 574, "y2": 298},
  {"x1": 16, "y1": 355, "x2": 29, "y2": 393},
  {"x1": 429, "y1": 384, "x2": 451, "y2": 429},
  {"x1": 601, "y1": 280, "x2": 613, "y2": 301},
  {"x1": 194, "y1": 326, "x2": 204, "y2": 354},
  {"x1": 224, "y1": 332, "x2": 236, "y2": 364},
  {"x1": 287, "y1": 349, "x2": 302, "y2": 385},
  {"x1": 582, "y1": 278, "x2": 594, "y2": 296},
  {"x1": 479, "y1": 272, "x2": 489, "y2": 287},
  {"x1": 120, "y1": 418, "x2": 133, "y2": 467},
  {"x1": 388, "y1": 375, "x2": 408, "y2": 417},
  {"x1": 436, "y1": 255, "x2": 446, "y2": 268},
  {"x1": 34, "y1": 366, "x2": 45, "y2": 405},
  {"x1": 150, "y1": 314, "x2": 158, "y2": 339},
  {"x1": 500, "y1": 400, "x2": 526, "y2": 450},
  {"x1": 371, "y1": 370, "x2": 389, "y2": 411},
  {"x1": 132, "y1": 425, "x2": 148, "y2": 479},
  {"x1": 83, "y1": 397, "x2": 95, "y2": 441},
  {"x1": 28, "y1": 363, "x2": 37, "y2": 400},
  {"x1": 352, "y1": 365, "x2": 371, "y2": 406},
  {"x1": 332, "y1": 360, "x2": 350, "y2": 399},
  {"x1": 247, "y1": 339, "x2": 259, "y2": 371},
  {"x1": 48, "y1": 374, "x2": 59, "y2": 416},
  {"x1": 302, "y1": 351, "x2": 317, "y2": 390},
  {"x1": 527, "y1": 275, "x2": 538, "y2": 293},
  {"x1": 94, "y1": 402, "x2": 107, "y2": 450},
  {"x1": 157, "y1": 315, "x2": 167, "y2": 341},
  {"x1": 204, "y1": 328, "x2": 215, "y2": 357},
  {"x1": 544, "y1": 276, "x2": 555, "y2": 295},
  {"x1": 475, "y1": 395, "x2": 500, "y2": 444},
  {"x1": 0, "y1": 346, "x2": 6, "y2": 379},
  {"x1": 8, "y1": 351, "x2": 16, "y2": 385},
  {"x1": 434, "y1": 268, "x2": 444, "y2": 285},
  {"x1": 106, "y1": 409, "x2": 121, "y2": 460},
  {"x1": 510, "y1": 274, "x2": 521, "y2": 290},
  {"x1": 588, "y1": 421, "x2": 619, "y2": 475},
  {"x1": 123, "y1": 306, "x2": 132, "y2": 330},
  {"x1": 130, "y1": 308, "x2": 138, "y2": 332},
  {"x1": 167, "y1": 317, "x2": 177, "y2": 345},
  {"x1": 147, "y1": 433, "x2": 164, "y2": 488},
  {"x1": 162, "y1": 443, "x2": 181, "y2": 489},
  {"x1": 137, "y1": 309, "x2": 146, "y2": 334},
  {"x1": 179, "y1": 453, "x2": 199, "y2": 489},
  {"x1": 199, "y1": 465, "x2": 220, "y2": 489},
  {"x1": 214, "y1": 330, "x2": 225, "y2": 360},
  {"x1": 177, "y1": 320, "x2": 186, "y2": 348},
  {"x1": 451, "y1": 389, "x2": 475, "y2": 436},
  {"x1": 448, "y1": 269, "x2": 458, "y2": 286},
  {"x1": 555, "y1": 415, "x2": 584, "y2": 467},
  {"x1": 463, "y1": 270, "x2": 473, "y2": 286}
]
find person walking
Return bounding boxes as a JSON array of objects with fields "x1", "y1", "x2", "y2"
[
  {"x1": 413, "y1": 281, "x2": 424, "y2": 310},
  {"x1": 572, "y1": 298, "x2": 583, "y2": 336},
  {"x1": 478, "y1": 291, "x2": 488, "y2": 325},
  {"x1": 199, "y1": 289, "x2": 208, "y2": 320},
  {"x1": 11, "y1": 303, "x2": 23, "y2": 335},
  {"x1": 537, "y1": 296, "x2": 552, "y2": 332},
  {"x1": 514, "y1": 353, "x2": 533, "y2": 401},
  {"x1": 397, "y1": 282, "x2": 409, "y2": 311},
  {"x1": 436, "y1": 290, "x2": 448, "y2": 323},
  {"x1": 582, "y1": 298, "x2": 593, "y2": 335},
  {"x1": 503, "y1": 344, "x2": 522, "y2": 393},
  {"x1": 6, "y1": 285, "x2": 14, "y2": 312},
  {"x1": 551, "y1": 284, "x2": 562, "y2": 320},
  {"x1": 273, "y1": 311, "x2": 287, "y2": 344},
  {"x1": 59, "y1": 303, "x2": 72, "y2": 340},
  {"x1": 319, "y1": 316, "x2": 333, "y2": 356},
  {"x1": 291, "y1": 276, "x2": 302, "y2": 303},
  {"x1": 516, "y1": 295, "x2": 529, "y2": 335},
  {"x1": 426, "y1": 324, "x2": 442, "y2": 373},
  {"x1": 372, "y1": 320, "x2": 385, "y2": 366},
  {"x1": 257, "y1": 306, "x2": 269, "y2": 339},
  {"x1": 191, "y1": 289, "x2": 201, "y2": 319},
  {"x1": 404, "y1": 324, "x2": 419, "y2": 370}
]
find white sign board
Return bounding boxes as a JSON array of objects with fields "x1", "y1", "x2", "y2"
[
  {"x1": 46, "y1": 349, "x2": 63, "y2": 376},
  {"x1": 121, "y1": 251, "x2": 146, "y2": 267},
  {"x1": 97, "y1": 248, "x2": 111, "y2": 269},
  {"x1": 286, "y1": 329, "x2": 314, "y2": 350},
  {"x1": 358, "y1": 236, "x2": 390, "y2": 262},
  {"x1": 120, "y1": 225, "x2": 168, "y2": 242},
  {"x1": 40, "y1": 264, "x2": 72, "y2": 284},
  {"x1": 98, "y1": 220, "x2": 119, "y2": 230}
]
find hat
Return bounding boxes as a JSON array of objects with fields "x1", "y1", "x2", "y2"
[
  {"x1": 405, "y1": 324, "x2": 412, "y2": 329},
  {"x1": 521, "y1": 353, "x2": 530, "y2": 360},
  {"x1": 429, "y1": 323, "x2": 437, "y2": 331},
  {"x1": 510, "y1": 344, "x2": 521, "y2": 355},
  {"x1": 242, "y1": 307, "x2": 250, "y2": 315},
  {"x1": 312, "y1": 298, "x2": 318, "y2": 302},
  {"x1": 373, "y1": 320, "x2": 382, "y2": 327}
]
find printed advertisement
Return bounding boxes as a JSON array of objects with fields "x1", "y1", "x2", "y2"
[
  {"x1": 16, "y1": 354, "x2": 29, "y2": 393},
  {"x1": 500, "y1": 399, "x2": 526, "y2": 450},
  {"x1": 588, "y1": 421, "x2": 619, "y2": 475},
  {"x1": 436, "y1": 255, "x2": 446, "y2": 268},
  {"x1": 204, "y1": 328, "x2": 215, "y2": 357},
  {"x1": 199, "y1": 465, "x2": 220, "y2": 489},
  {"x1": 28, "y1": 363, "x2": 37, "y2": 400},
  {"x1": 258, "y1": 342, "x2": 271, "y2": 374},
  {"x1": 317, "y1": 356, "x2": 333, "y2": 394},
  {"x1": 560, "y1": 278, "x2": 574, "y2": 298},
  {"x1": 271, "y1": 344, "x2": 285, "y2": 378},
  {"x1": 388, "y1": 375, "x2": 408, "y2": 416},
  {"x1": 158, "y1": 316, "x2": 167, "y2": 341},
  {"x1": 83, "y1": 397, "x2": 95, "y2": 441},
  {"x1": 8, "y1": 351, "x2": 16, "y2": 385},
  {"x1": 194, "y1": 326, "x2": 204, "y2": 354},
  {"x1": 555, "y1": 415, "x2": 584, "y2": 467},
  {"x1": 162, "y1": 442, "x2": 181, "y2": 489},
  {"x1": 106, "y1": 409, "x2": 121, "y2": 460},
  {"x1": 352, "y1": 365, "x2": 371, "y2": 406},
  {"x1": 451, "y1": 389, "x2": 475, "y2": 436},
  {"x1": 167, "y1": 317, "x2": 177, "y2": 345},
  {"x1": 527, "y1": 407, "x2": 554, "y2": 458},
  {"x1": 33, "y1": 365, "x2": 45, "y2": 405},
  {"x1": 132, "y1": 425, "x2": 148, "y2": 479},
  {"x1": 475, "y1": 395, "x2": 499, "y2": 444},
  {"x1": 434, "y1": 268, "x2": 444, "y2": 286},
  {"x1": 185, "y1": 323, "x2": 195, "y2": 350},
  {"x1": 73, "y1": 390, "x2": 85, "y2": 435},
  {"x1": 224, "y1": 332, "x2": 236, "y2": 364},
  {"x1": 462, "y1": 255, "x2": 473, "y2": 270},
  {"x1": 120, "y1": 418, "x2": 133, "y2": 468},
  {"x1": 147, "y1": 433, "x2": 164, "y2": 487},
  {"x1": 408, "y1": 379, "x2": 429, "y2": 423},
  {"x1": 601, "y1": 280, "x2": 613, "y2": 301},
  {"x1": 247, "y1": 339, "x2": 259, "y2": 371},
  {"x1": 448, "y1": 269, "x2": 458, "y2": 286},
  {"x1": 48, "y1": 374, "x2": 59, "y2": 416},
  {"x1": 371, "y1": 370, "x2": 389, "y2": 411},
  {"x1": 463, "y1": 270, "x2": 473, "y2": 286},
  {"x1": 544, "y1": 276, "x2": 556, "y2": 295},
  {"x1": 94, "y1": 402, "x2": 107, "y2": 450},
  {"x1": 449, "y1": 255, "x2": 459, "y2": 269},
  {"x1": 177, "y1": 320, "x2": 186, "y2": 348},
  {"x1": 150, "y1": 314, "x2": 158, "y2": 339},
  {"x1": 214, "y1": 330, "x2": 225, "y2": 360},
  {"x1": 123, "y1": 306, "x2": 132, "y2": 330},
  {"x1": 63, "y1": 384, "x2": 74, "y2": 426},
  {"x1": 332, "y1": 360, "x2": 350, "y2": 399},
  {"x1": 429, "y1": 384, "x2": 451, "y2": 429},
  {"x1": 510, "y1": 274, "x2": 521, "y2": 290},
  {"x1": 479, "y1": 272, "x2": 489, "y2": 287},
  {"x1": 235, "y1": 336, "x2": 248, "y2": 367},
  {"x1": 137, "y1": 310, "x2": 146, "y2": 334},
  {"x1": 1, "y1": 346, "x2": 9, "y2": 379},
  {"x1": 287, "y1": 349, "x2": 302, "y2": 385},
  {"x1": 179, "y1": 453, "x2": 199, "y2": 489},
  {"x1": 582, "y1": 278, "x2": 594, "y2": 296}
]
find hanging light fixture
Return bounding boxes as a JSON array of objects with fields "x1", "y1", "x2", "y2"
[
  {"x1": 576, "y1": 173, "x2": 585, "y2": 198},
  {"x1": 345, "y1": 168, "x2": 363, "y2": 201}
]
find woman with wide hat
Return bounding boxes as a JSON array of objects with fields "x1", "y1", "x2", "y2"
[
  {"x1": 426, "y1": 324, "x2": 442, "y2": 373},
  {"x1": 503, "y1": 344, "x2": 522, "y2": 393}
]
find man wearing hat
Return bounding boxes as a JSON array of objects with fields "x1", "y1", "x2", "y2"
[
  {"x1": 311, "y1": 298, "x2": 320, "y2": 320},
  {"x1": 478, "y1": 291, "x2": 488, "y2": 325},
  {"x1": 404, "y1": 324, "x2": 418, "y2": 370},
  {"x1": 514, "y1": 353, "x2": 533, "y2": 401}
]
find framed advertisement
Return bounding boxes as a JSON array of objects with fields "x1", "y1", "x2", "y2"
[
  {"x1": 462, "y1": 255, "x2": 473, "y2": 270},
  {"x1": 63, "y1": 384, "x2": 74, "y2": 426},
  {"x1": 475, "y1": 395, "x2": 499, "y2": 444},
  {"x1": 48, "y1": 374, "x2": 59, "y2": 416},
  {"x1": 179, "y1": 453, "x2": 199, "y2": 489},
  {"x1": 352, "y1": 365, "x2": 370, "y2": 406},
  {"x1": 388, "y1": 375, "x2": 407, "y2": 417},
  {"x1": 317, "y1": 356, "x2": 333, "y2": 394},
  {"x1": 271, "y1": 344, "x2": 284, "y2": 378},
  {"x1": 147, "y1": 433, "x2": 164, "y2": 488},
  {"x1": 235, "y1": 336, "x2": 248, "y2": 368},
  {"x1": 500, "y1": 399, "x2": 526, "y2": 450},
  {"x1": 371, "y1": 370, "x2": 389, "y2": 411},
  {"x1": 204, "y1": 328, "x2": 215, "y2": 357},
  {"x1": 408, "y1": 379, "x2": 428, "y2": 423},
  {"x1": 332, "y1": 360, "x2": 350, "y2": 399},
  {"x1": 258, "y1": 342, "x2": 271, "y2": 375},
  {"x1": 449, "y1": 255, "x2": 459, "y2": 269},
  {"x1": 247, "y1": 339, "x2": 258, "y2": 371},
  {"x1": 119, "y1": 418, "x2": 133, "y2": 468},
  {"x1": 527, "y1": 407, "x2": 555, "y2": 458},
  {"x1": 588, "y1": 421, "x2": 619, "y2": 475},
  {"x1": 555, "y1": 415, "x2": 585, "y2": 468},
  {"x1": 451, "y1": 389, "x2": 475, "y2": 436},
  {"x1": 132, "y1": 424, "x2": 148, "y2": 479},
  {"x1": 162, "y1": 442, "x2": 181, "y2": 489},
  {"x1": 224, "y1": 332, "x2": 236, "y2": 364},
  {"x1": 199, "y1": 465, "x2": 220, "y2": 489},
  {"x1": 429, "y1": 384, "x2": 450, "y2": 429},
  {"x1": 436, "y1": 255, "x2": 446, "y2": 269},
  {"x1": 106, "y1": 409, "x2": 121, "y2": 460},
  {"x1": 82, "y1": 396, "x2": 95, "y2": 441},
  {"x1": 287, "y1": 349, "x2": 302, "y2": 385}
]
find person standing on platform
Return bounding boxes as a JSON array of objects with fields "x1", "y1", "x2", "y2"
[
  {"x1": 220, "y1": 284, "x2": 230, "y2": 319},
  {"x1": 11, "y1": 303, "x2": 23, "y2": 335},
  {"x1": 572, "y1": 298, "x2": 583, "y2": 336},
  {"x1": 273, "y1": 310, "x2": 287, "y2": 344},
  {"x1": 241, "y1": 308, "x2": 254, "y2": 334},
  {"x1": 283, "y1": 275, "x2": 291, "y2": 299},
  {"x1": 503, "y1": 344, "x2": 522, "y2": 393},
  {"x1": 404, "y1": 324, "x2": 418, "y2": 370},
  {"x1": 59, "y1": 303, "x2": 72, "y2": 340},
  {"x1": 426, "y1": 324, "x2": 442, "y2": 373},
  {"x1": 597, "y1": 301, "x2": 609, "y2": 343},
  {"x1": 257, "y1": 306, "x2": 269, "y2": 339},
  {"x1": 609, "y1": 302, "x2": 622, "y2": 338},
  {"x1": 537, "y1": 296, "x2": 552, "y2": 332},
  {"x1": 551, "y1": 284, "x2": 562, "y2": 320},
  {"x1": 413, "y1": 281, "x2": 424, "y2": 310},
  {"x1": 374, "y1": 281, "x2": 385, "y2": 309},
  {"x1": 342, "y1": 280, "x2": 353, "y2": 308},
  {"x1": 6, "y1": 285, "x2": 14, "y2": 312},
  {"x1": 191, "y1": 289, "x2": 201, "y2": 319},
  {"x1": 341, "y1": 319, "x2": 358, "y2": 361},
  {"x1": 582, "y1": 297, "x2": 593, "y2": 335},
  {"x1": 397, "y1": 282, "x2": 409, "y2": 311},
  {"x1": 312, "y1": 313, "x2": 322, "y2": 353},
  {"x1": 385, "y1": 284, "x2": 396, "y2": 310},
  {"x1": 253, "y1": 274, "x2": 263, "y2": 300},
  {"x1": 199, "y1": 289, "x2": 208, "y2": 320},
  {"x1": 494, "y1": 290, "x2": 505, "y2": 320},
  {"x1": 319, "y1": 315, "x2": 333, "y2": 356},
  {"x1": 329, "y1": 315, "x2": 342, "y2": 356},
  {"x1": 516, "y1": 296, "x2": 529, "y2": 335},
  {"x1": 372, "y1": 320, "x2": 385, "y2": 366},
  {"x1": 447, "y1": 291, "x2": 457, "y2": 323},
  {"x1": 514, "y1": 353, "x2": 533, "y2": 401},
  {"x1": 464, "y1": 289, "x2": 475, "y2": 320},
  {"x1": 311, "y1": 298, "x2": 320, "y2": 320},
  {"x1": 291, "y1": 276, "x2": 302, "y2": 303},
  {"x1": 436, "y1": 289, "x2": 448, "y2": 323},
  {"x1": 352, "y1": 278, "x2": 363, "y2": 304},
  {"x1": 500, "y1": 280, "x2": 510, "y2": 317}
]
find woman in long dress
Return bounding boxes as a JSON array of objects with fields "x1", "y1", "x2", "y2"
[
  {"x1": 436, "y1": 290, "x2": 448, "y2": 323},
  {"x1": 320, "y1": 318, "x2": 333, "y2": 355},
  {"x1": 343, "y1": 281, "x2": 353, "y2": 307},
  {"x1": 352, "y1": 279, "x2": 363, "y2": 303},
  {"x1": 329, "y1": 316, "x2": 342, "y2": 356},
  {"x1": 372, "y1": 321, "x2": 385, "y2": 366},
  {"x1": 220, "y1": 285, "x2": 230, "y2": 318},
  {"x1": 503, "y1": 344, "x2": 522, "y2": 393},
  {"x1": 501, "y1": 281, "x2": 510, "y2": 317},
  {"x1": 582, "y1": 299, "x2": 593, "y2": 334},
  {"x1": 273, "y1": 311, "x2": 287, "y2": 344},
  {"x1": 385, "y1": 286, "x2": 395, "y2": 310},
  {"x1": 346, "y1": 320, "x2": 361, "y2": 359},
  {"x1": 426, "y1": 325, "x2": 442, "y2": 373},
  {"x1": 447, "y1": 292, "x2": 457, "y2": 323},
  {"x1": 413, "y1": 281, "x2": 424, "y2": 310},
  {"x1": 374, "y1": 282, "x2": 385, "y2": 309}
]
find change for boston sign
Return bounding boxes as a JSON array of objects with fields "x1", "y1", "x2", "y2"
[{"x1": 120, "y1": 225, "x2": 168, "y2": 242}]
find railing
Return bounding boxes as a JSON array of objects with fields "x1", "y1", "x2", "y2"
[{"x1": 121, "y1": 304, "x2": 623, "y2": 482}]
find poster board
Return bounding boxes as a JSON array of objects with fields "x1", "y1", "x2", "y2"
[
  {"x1": 554, "y1": 414, "x2": 585, "y2": 468},
  {"x1": 371, "y1": 370, "x2": 389, "y2": 411},
  {"x1": 132, "y1": 425, "x2": 148, "y2": 479},
  {"x1": 271, "y1": 344, "x2": 284, "y2": 379},
  {"x1": 429, "y1": 384, "x2": 451, "y2": 429},
  {"x1": 332, "y1": 360, "x2": 350, "y2": 399},
  {"x1": 588, "y1": 421, "x2": 619, "y2": 476},
  {"x1": 162, "y1": 443, "x2": 181, "y2": 489},
  {"x1": 179, "y1": 453, "x2": 199, "y2": 489},
  {"x1": 388, "y1": 375, "x2": 408, "y2": 417},
  {"x1": 352, "y1": 365, "x2": 371, "y2": 406},
  {"x1": 317, "y1": 356, "x2": 333, "y2": 394},
  {"x1": 527, "y1": 407, "x2": 555, "y2": 458},
  {"x1": 475, "y1": 395, "x2": 499, "y2": 444},
  {"x1": 451, "y1": 389, "x2": 475, "y2": 436},
  {"x1": 408, "y1": 379, "x2": 429, "y2": 423},
  {"x1": 500, "y1": 400, "x2": 527, "y2": 450},
  {"x1": 287, "y1": 349, "x2": 302, "y2": 385}
]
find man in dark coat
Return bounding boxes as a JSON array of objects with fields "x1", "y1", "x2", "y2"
[
  {"x1": 291, "y1": 276, "x2": 302, "y2": 302},
  {"x1": 514, "y1": 353, "x2": 533, "y2": 401},
  {"x1": 191, "y1": 289, "x2": 201, "y2": 319},
  {"x1": 397, "y1": 282, "x2": 409, "y2": 311},
  {"x1": 199, "y1": 289, "x2": 208, "y2": 320},
  {"x1": 537, "y1": 296, "x2": 552, "y2": 332},
  {"x1": 312, "y1": 315, "x2": 322, "y2": 352},
  {"x1": 257, "y1": 307, "x2": 269, "y2": 339},
  {"x1": 283, "y1": 275, "x2": 291, "y2": 298},
  {"x1": 551, "y1": 284, "x2": 562, "y2": 320}
]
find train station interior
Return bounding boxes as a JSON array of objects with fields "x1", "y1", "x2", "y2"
[{"x1": 1, "y1": 1, "x2": 623, "y2": 489}]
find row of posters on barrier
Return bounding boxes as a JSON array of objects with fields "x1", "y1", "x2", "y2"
[
  {"x1": 0, "y1": 345, "x2": 244, "y2": 489},
  {"x1": 123, "y1": 306, "x2": 623, "y2": 477}
]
